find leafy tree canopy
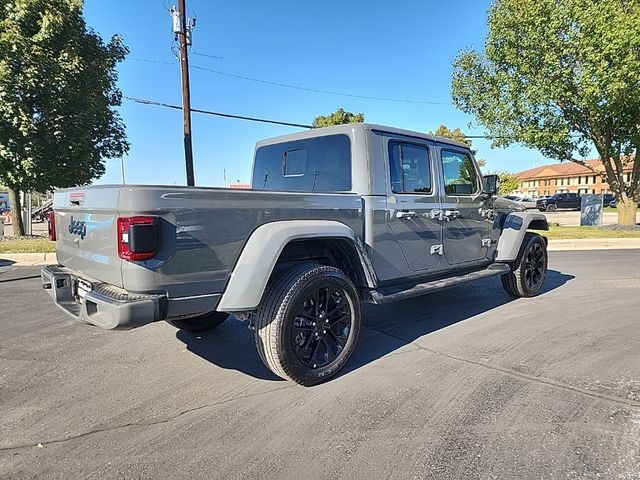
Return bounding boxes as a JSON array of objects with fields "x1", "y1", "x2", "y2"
[
  {"x1": 0, "y1": 0, "x2": 128, "y2": 233},
  {"x1": 451, "y1": 0, "x2": 640, "y2": 224},
  {"x1": 496, "y1": 172, "x2": 521, "y2": 196},
  {"x1": 313, "y1": 108, "x2": 364, "y2": 127}
]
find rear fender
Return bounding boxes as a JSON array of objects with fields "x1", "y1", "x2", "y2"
[
  {"x1": 217, "y1": 220, "x2": 374, "y2": 311},
  {"x1": 495, "y1": 213, "x2": 549, "y2": 262}
]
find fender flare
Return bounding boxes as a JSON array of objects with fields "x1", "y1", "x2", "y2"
[
  {"x1": 217, "y1": 220, "x2": 374, "y2": 312},
  {"x1": 495, "y1": 212, "x2": 549, "y2": 262}
]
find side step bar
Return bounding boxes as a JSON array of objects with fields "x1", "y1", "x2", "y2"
[{"x1": 368, "y1": 263, "x2": 511, "y2": 305}]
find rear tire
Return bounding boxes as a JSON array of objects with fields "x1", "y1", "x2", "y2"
[
  {"x1": 167, "y1": 312, "x2": 229, "y2": 332},
  {"x1": 501, "y1": 232, "x2": 548, "y2": 297},
  {"x1": 254, "y1": 264, "x2": 361, "y2": 386}
]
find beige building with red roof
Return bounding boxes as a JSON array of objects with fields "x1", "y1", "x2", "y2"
[{"x1": 512, "y1": 159, "x2": 635, "y2": 198}]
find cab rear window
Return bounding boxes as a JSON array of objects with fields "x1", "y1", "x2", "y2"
[{"x1": 253, "y1": 134, "x2": 351, "y2": 192}]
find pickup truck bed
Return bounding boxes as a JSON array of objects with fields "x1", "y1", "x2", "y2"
[{"x1": 46, "y1": 185, "x2": 362, "y2": 323}]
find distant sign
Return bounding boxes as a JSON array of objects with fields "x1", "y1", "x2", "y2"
[{"x1": 580, "y1": 194, "x2": 603, "y2": 226}]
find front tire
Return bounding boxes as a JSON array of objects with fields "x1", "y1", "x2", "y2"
[
  {"x1": 167, "y1": 312, "x2": 229, "y2": 332},
  {"x1": 501, "y1": 232, "x2": 548, "y2": 297},
  {"x1": 546, "y1": 204, "x2": 557, "y2": 212},
  {"x1": 254, "y1": 264, "x2": 361, "y2": 386}
]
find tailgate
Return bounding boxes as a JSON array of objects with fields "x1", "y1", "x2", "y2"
[{"x1": 53, "y1": 187, "x2": 123, "y2": 288}]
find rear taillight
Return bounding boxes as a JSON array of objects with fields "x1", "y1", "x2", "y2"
[
  {"x1": 48, "y1": 211, "x2": 56, "y2": 241},
  {"x1": 117, "y1": 216, "x2": 160, "y2": 261}
]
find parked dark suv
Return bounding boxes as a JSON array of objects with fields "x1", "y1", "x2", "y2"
[
  {"x1": 601, "y1": 193, "x2": 615, "y2": 206},
  {"x1": 536, "y1": 193, "x2": 581, "y2": 211}
]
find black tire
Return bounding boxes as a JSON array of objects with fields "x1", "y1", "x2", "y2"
[
  {"x1": 501, "y1": 232, "x2": 548, "y2": 297},
  {"x1": 546, "y1": 204, "x2": 557, "y2": 212},
  {"x1": 167, "y1": 312, "x2": 229, "y2": 332},
  {"x1": 254, "y1": 264, "x2": 361, "y2": 386}
]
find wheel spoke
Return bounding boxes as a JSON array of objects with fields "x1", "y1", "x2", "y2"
[
  {"x1": 308, "y1": 337, "x2": 322, "y2": 366},
  {"x1": 326, "y1": 327, "x2": 346, "y2": 347},
  {"x1": 295, "y1": 331, "x2": 314, "y2": 352},
  {"x1": 322, "y1": 338, "x2": 337, "y2": 361}
]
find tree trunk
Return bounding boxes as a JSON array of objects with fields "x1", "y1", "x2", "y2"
[
  {"x1": 617, "y1": 195, "x2": 638, "y2": 226},
  {"x1": 8, "y1": 188, "x2": 25, "y2": 237}
]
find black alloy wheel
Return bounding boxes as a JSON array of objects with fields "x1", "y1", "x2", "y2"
[
  {"x1": 501, "y1": 232, "x2": 548, "y2": 297},
  {"x1": 290, "y1": 285, "x2": 353, "y2": 369},
  {"x1": 523, "y1": 241, "x2": 546, "y2": 292},
  {"x1": 254, "y1": 264, "x2": 361, "y2": 386}
]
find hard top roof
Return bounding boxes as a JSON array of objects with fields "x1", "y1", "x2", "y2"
[{"x1": 255, "y1": 123, "x2": 471, "y2": 149}]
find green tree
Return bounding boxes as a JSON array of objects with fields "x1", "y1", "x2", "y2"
[
  {"x1": 429, "y1": 124, "x2": 473, "y2": 149},
  {"x1": 312, "y1": 108, "x2": 364, "y2": 127},
  {"x1": 429, "y1": 124, "x2": 486, "y2": 168},
  {"x1": 497, "y1": 172, "x2": 521, "y2": 196},
  {"x1": 452, "y1": 0, "x2": 640, "y2": 225},
  {"x1": 0, "y1": 0, "x2": 129, "y2": 235}
]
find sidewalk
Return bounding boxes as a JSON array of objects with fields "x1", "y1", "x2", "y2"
[
  {"x1": 546, "y1": 238, "x2": 640, "y2": 251},
  {"x1": 0, "y1": 252, "x2": 58, "y2": 266},
  {"x1": 2, "y1": 238, "x2": 640, "y2": 267}
]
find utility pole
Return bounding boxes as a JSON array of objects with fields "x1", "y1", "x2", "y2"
[
  {"x1": 171, "y1": 2, "x2": 196, "y2": 186},
  {"x1": 120, "y1": 154, "x2": 126, "y2": 185}
]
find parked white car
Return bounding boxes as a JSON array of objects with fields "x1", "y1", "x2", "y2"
[{"x1": 505, "y1": 195, "x2": 537, "y2": 209}]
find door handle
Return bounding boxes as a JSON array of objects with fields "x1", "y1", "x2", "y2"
[
  {"x1": 396, "y1": 210, "x2": 417, "y2": 219},
  {"x1": 444, "y1": 209, "x2": 460, "y2": 220},
  {"x1": 428, "y1": 209, "x2": 443, "y2": 221}
]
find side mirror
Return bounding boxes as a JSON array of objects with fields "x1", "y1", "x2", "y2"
[{"x1": 483, "y1": 174, "x2": 499, "y2": 196}]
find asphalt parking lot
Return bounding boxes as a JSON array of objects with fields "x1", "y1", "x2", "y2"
[{"x1": 1, "y1": 250, "x2": 639, "y2": 479}]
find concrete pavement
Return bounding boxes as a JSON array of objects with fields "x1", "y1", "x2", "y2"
[{"x1": 1, "y1": 250, "x2": 639, "y2": 479}]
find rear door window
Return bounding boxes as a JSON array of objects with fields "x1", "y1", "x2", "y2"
[{"x1": 388, "y1": 141, "x2": 432, "y2": 194}]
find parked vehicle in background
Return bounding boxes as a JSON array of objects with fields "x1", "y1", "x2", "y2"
[
  {"x1": 0, "y1": 192, "x2": 9, "y2": 212},
  {"x1": 536, "y1": 193, "x2": 581, "y2": 211},
  {"x1": 41, "y1": 123, "x2": 549, "y2": 386},
  {"x1": 601, "y1": 194, "x2": 615, "y2": 207},
  {"x1": 505, "y1": 195, "x2": 537, "y2": 209}
]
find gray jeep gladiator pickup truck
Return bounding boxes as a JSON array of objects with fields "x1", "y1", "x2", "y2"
[{"x1": 42, "y1": 123, "x2": 549, "y2": 385}]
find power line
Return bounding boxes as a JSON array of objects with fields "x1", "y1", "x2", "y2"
[
  {"x1": 130, "y1": 57, "x2": 451, "y2": 105},
  {"x1": 124, "y1": 96, "x2": 315, "y2": 129},
  {"x1": 191, "y1": 51, "x2": 223, "y2": 60},
  {"x1": 123, "y1": 95, "x2": 512, "y2": 140}
]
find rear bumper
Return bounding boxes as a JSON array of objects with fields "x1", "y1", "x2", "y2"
[{"x1": 41, "y1": 265, "x2": 166, "y2": 330}]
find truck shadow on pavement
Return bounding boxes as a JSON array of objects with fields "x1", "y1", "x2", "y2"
[
  {"x1": 177, "y1": 269, "x2": 574, "y2": 383},
  {"x1": 0, "y1": 258, "x2": 16, "y2": 267}
]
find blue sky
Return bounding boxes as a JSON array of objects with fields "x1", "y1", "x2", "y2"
[{"x1": 85, "y1": 0, "x2": 553, "y2": 187}]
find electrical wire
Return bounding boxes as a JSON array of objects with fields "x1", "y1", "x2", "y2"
[
  {"x1": 130, "y1": 58, "x2": 451, "y2": 105},
  {"x1": 124, "y1": 96, "x2": 315, "y2": 129},
  {"x1": 123, "y1": 95, "x2": 511, "y2": 141}
]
